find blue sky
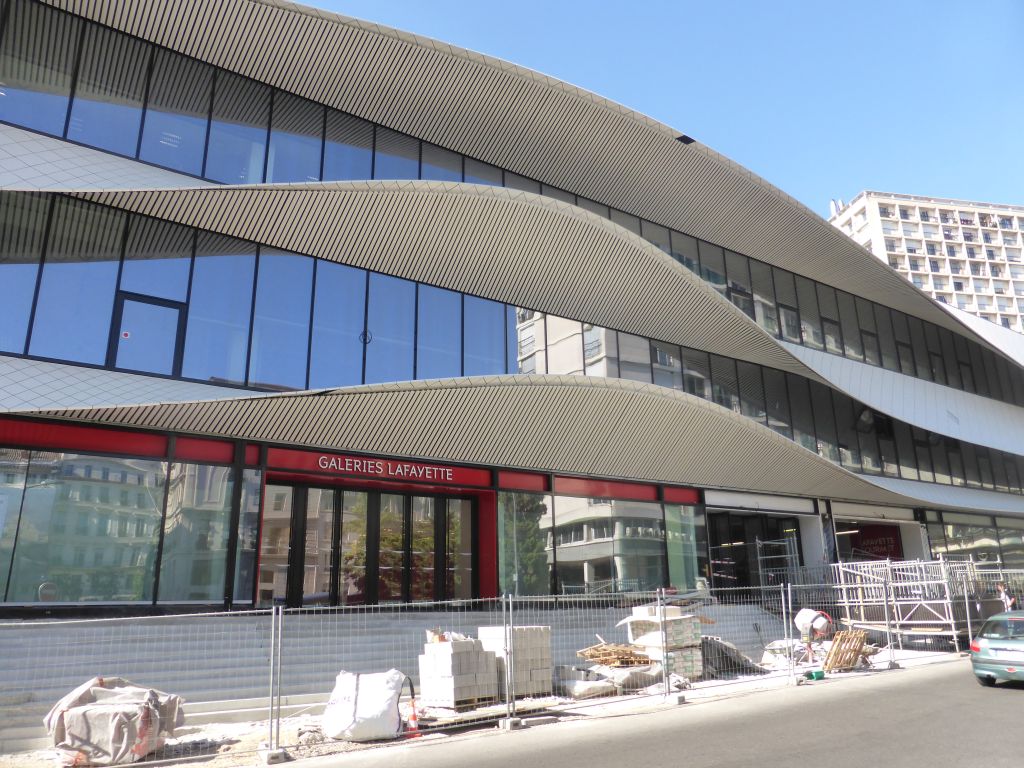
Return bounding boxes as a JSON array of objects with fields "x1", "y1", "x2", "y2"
[{"x1": 319, "y1": 1, "x2": 1024, "y2": 219}]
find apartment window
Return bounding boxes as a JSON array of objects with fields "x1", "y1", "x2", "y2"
[
  {"x1": 946, "y1": 246, "x2": 956, "y2": 258},
  {"x1": 926, "y1": 244, "x2": 937, "y2": 256},
  {"x1": 929, "y1": 260, "x2": 940, "y2": 272}
]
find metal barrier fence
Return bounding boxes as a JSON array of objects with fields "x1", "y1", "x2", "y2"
[{"x1": 5, "y1": 568, "x2": 1014, "y2": 765}]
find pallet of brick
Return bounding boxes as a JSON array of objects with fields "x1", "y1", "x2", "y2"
[
  {"x1": 417, "y1": 638, "x2": 499, "y2": 710},
  {"x1": 664, "y1": 646, "x2": 703, "y2": 680},
  {"x1": 478, "y1": 625, "x2": 553, "y2": 698}
]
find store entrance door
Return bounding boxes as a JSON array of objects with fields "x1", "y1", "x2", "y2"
[{"x1": 258, "y1": 484, "x2": 475, "y2": 608}]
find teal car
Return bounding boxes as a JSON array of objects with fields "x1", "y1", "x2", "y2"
[{"x1": 971, "y1": 611, "x2": 1024, "y2": 686}]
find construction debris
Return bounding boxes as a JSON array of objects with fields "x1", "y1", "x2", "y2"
[
  {"x1": 700, "y1": 636, "x2": 767, "y2": 678},
  {"x1": 577, "y1": 642, "x2": 651, "y2": 667}
]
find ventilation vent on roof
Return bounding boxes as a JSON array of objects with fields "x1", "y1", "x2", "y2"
[{"x1": 677, "y1": 135, "x2": 696, "y2": 145}]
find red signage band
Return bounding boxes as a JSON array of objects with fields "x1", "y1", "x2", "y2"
[{"x1": 266, "y1": 448, "x2": 491, "y2": 488}]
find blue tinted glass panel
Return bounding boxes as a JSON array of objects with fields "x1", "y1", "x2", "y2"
[
  {"x1": 0, "y1": 192, "x2": 49, "y2": 353},
  {"x1": 323, "y1": 111, "x2": 373, "y2": 180},
  {"x1": 464, "y1": 158, "x2": 502, "y2": 186},
  {"x1": 139, "y1": 49, "x2": 211, "y2": 175},
  {"x1": 365, "y1": 273, "x2": 415, "y2": 383},
  {"x1": 373, "y1": 127, "x2": 418, "y2": 180},
  {"x1": 506, "y1": 305, "x2": 516, "y2": 374},
  {"x1": 309, "y1": 261, "x2": 366, "y2": 388},
  {"x1": 204, "y1": 71, "x2": 270, "y2": 184},
  {"x1": 249, "y1": 250, "x2": 313, "y2": 390},
  {"x1": 464, "y1": 295, "x2": 506, "y2": 375},
  {"x1": 416, "y1": 285, "x2": 461, "y2": 379},
  {"x1": 421, "y1": 143, "x2": 461, "y2": 181},
  {"x1": 120, "y1": 216, "x2": 192, "y2": 301},
  {"x1": 0, "y1": 0, "x2": 82, "y2": 136},
  {"x1": 115, "y1": 300, "x2": 179, "y2": 375},
  {"x1": 29, "y1": 198, "x2": 123, "y2": 364},
  {"x1": 266, "y1": 92, "x2": 323, "y2": 183},
  {"x1": 181, "y1": 233, "x2": 255, "y2": 385},
  {"x1": 66, "y1": 26, "x2": 149, "y2": 156}
]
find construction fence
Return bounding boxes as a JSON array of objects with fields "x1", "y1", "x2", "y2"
[{"x1": 1, "y1": 563, "x2": 1018, "y2": 765}]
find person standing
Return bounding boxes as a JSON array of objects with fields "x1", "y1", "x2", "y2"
[{"x1": 996, "y1": 582, "x2": 1018, "y2": 611}]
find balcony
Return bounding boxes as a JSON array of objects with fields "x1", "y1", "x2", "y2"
[
  {"x1": 959, "y1": 218, "x2": 974, "y2": 225},
  {"x1": 963, "y1": 233, "x2": 975, "y2": 242},
  {"x1": 920, "y1": 212, "x2": 931, "y2": 221}
]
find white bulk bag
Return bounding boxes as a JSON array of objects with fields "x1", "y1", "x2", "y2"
[{"x1": 322, "y1": 669, "x2": 406, "y2": 742}]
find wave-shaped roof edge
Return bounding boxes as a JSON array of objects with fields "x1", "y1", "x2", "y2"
[
  {"x1": 56, "y1": 181, "x2": 830, "y2": 385},
  {"x1": 41, "y1": 0, "x2": 1017, "y2": 362},
  {"x1": 15, "y1": 374, "x2": 1023, "y2": 516}
]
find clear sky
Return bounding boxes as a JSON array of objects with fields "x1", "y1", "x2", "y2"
[{"x1": 317, "y1": 0, "x2": 1023, "y2": 219}]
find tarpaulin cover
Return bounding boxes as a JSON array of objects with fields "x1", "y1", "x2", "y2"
[{"x1": 44, "y1": 677, "x2": 185, "y2": 766}]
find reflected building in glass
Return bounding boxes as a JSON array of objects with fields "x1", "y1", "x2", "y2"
[{"x1": 0, "y1": 0, "x2": 1022, "y2": 614}]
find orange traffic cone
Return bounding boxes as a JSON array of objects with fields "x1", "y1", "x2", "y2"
[{"x1": 405, "y1": 699, "x2": 421, "y2": 738}]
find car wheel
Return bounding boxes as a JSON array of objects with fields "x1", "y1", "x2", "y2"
[{"x1": 976, "y1": 675, "x2": 996, "y2": 687}]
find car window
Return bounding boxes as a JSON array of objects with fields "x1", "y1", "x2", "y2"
[{"x1": 979, "y1": 619, "x2": 1024, "y2": 639}]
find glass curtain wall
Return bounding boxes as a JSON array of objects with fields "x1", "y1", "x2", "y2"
[{"x1": 1, "y1": 0, "x2": 1021, "y2": 405}]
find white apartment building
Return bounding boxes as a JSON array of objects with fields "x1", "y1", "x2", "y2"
[{"x1": 830, "y1": 191, "x2": 1024, "y2": 333}]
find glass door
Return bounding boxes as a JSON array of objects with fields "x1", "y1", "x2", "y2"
[{"x1": 258, "y1": 485, "x2": 294, "y2": 607}]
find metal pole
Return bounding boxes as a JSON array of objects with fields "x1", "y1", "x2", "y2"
[
  {"x1": 502, "y1": 593, "x2": 512, "y2": 721},
  {"x1": 963, "y1": 576, "x2": 973, "y2": 650},
  {"x1": 274, "y1": 605, "x2": 284, "y2": 750},
  {"x1": 882, "y1": 575, "x2": 899, "y2": 670},
  {"x1": 784, "y1": 583, "x2": 794, "y2": 684},
  {"x1": 508, "y1": 594, "x2": 516, "y2": 718},
  {"x1": 659, "y1": 588, "x2": 669, "y2": 698},
  {"x1": 267, "y1": 605, "x2": 276, "y2": 749}
]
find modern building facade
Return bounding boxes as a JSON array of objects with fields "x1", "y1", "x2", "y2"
[
  {"x1": 1, "y1": 0, "x2": 1023, "y2": 615},
  {"x1": 830, "y1": 191, "x2": 1024, "y2": 333}
]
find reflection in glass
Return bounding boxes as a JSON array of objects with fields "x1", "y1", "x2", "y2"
[
  {"x1": 941, "y1": 512, "x2": 1000, "y2": 564},
  {"x1": 0, "y1": 449, "x2": 29, "y2": 601},
  {"x1": 463, "y1": 296, "x2": 505, "y2": 376},
  {"x1": 513, "y1": 308, "x2": 546, "y2": 374},
  {"x1": 30, "y1": 198, "x2": 123, "y2": 365},
  {"x1": 710, "y1": 354, "x2": 740, "y2": 413},
  {"x1": 233, "y1": 469, "x2": 262, "y2": 603},
  {"x1": 6, "y1": 451, "x2": 166, "y2": 604},
  {"x1": 682, "y1": 348, "x2": 712, "y2": 400},
  {"x1": 257, "y1": 484, "x2": 292, "y2": 607},
  {"x1": 159, "y1": 463, "x2": 233, "y2": 602},
  {"x1": 544, "y1": 315, "x2": 584, "y2": 376},
  {"x1": 309, "y1": 261, "x2": 366, "y2": 388},
  {"x1": 303, "y1": 488, "x2": 335, "y2": 605},
  {"x1": 416, "y1": 285, "x2": 461, "y2": 379},
  {"x1": 618, "y1": 333, "x2": 652, "y2": 383},
  {"x1": 205, "y1": 71, "x2": 270, "y2": 184},
  {"x1": 464, "y1": 159, "x2": 502, "y2": 186},
  {"x1": 553, "y1": 496, "x2": 665, "y2": 593},
  {"x1": 737, "y1": 361, "x2": 766, "y2": 425},
  {"x1": 339, "y1": 491, "x2": 368, "y2": 605},
  {"x1": 378, "y1": 494, "x2": 405, "y2": 602},
  {"x1": 0, "y1": 192, "x2": 48, "y2": 354},
  {"x1": 373, "y1": 127, "x2": 418, "y2": 180},
  {"x1": 447, "y1": 498, "x2": 473, "y2": 599},
  {"x1": 120, "y1": 216, "x2": 193, "y2": 302},
  {"x1": 266, "y1": 92, "x2": 323, "y2": 183},
  {"x1": 582, "y1": 325, "x2": 618, "y2": 378},
  {"x1": 664, "y1": 504, "x2": 700, "y2": 591},
  {"x1": 0, "y1": 0, "x2": 82, "y2": 136},
  {"x1": 410, "y1": 496, "x2": 435, "y2": 601},
  {"x1": 365, "y1": 273, "x2": 415, "y2": 384},
  {"x1": 249, "y1": 250, "x2": 313, "y2": 390},
  {"x1": 139, "y1": 50, "x2": 212, "y2": 175},
  {"x1": 115, "y1": 300, "x2": 179, "y2": 375},
  {"x1": 66, "y1": 25, "x2": 150, "y2": 156},
  {"x1": 652, "y1": 341, "x2": 683, "y2": 390},
  {"x1": 497, "y1": 491, "x2": 553, "y2": 596},
  {"x1": 420, "y1": 143, "x2": 461, "y2": 181},
  {"x1": 323, "y1": 111, "x2": 373, "y2": 180},
  {"x1": 698, "y1": 242, "x2": 727, "y2": 297},
  {"x1": 182, "y1": 233, "x2": 256, "y2": 385},
  {"x1": 996, "y1": 517, "x2": 1024, "y2": 569}
]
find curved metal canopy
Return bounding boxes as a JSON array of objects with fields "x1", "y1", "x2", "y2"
[{"x1": 23, "y1": 374, "x2": 1024, "y2": 515}]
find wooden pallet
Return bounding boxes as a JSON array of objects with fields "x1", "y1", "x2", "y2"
[
  {"x1": 577, "y1": 642, "x2": 651, "y2": 667},
  {"x1": 823, "y1": 630, "x2": 868, "y2": 672}
]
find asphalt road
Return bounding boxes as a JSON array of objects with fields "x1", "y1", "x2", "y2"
[{"x1": 305, "y1": 658, "x2": 1022, "y2": 768}]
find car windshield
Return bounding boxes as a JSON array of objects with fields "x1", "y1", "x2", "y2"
[{"x1": 978, "y1": 619, "x2": 1024, "y2": 640}]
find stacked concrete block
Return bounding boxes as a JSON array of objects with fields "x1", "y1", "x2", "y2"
[
  {"x1": 478, "y1": 625, "x2": 553, "y2": 698},
  {"x1": 417, "y1": 638, "x2": 499, "y2": 709},
  {"x1": 623, "y1": 606, "x2": 702, "y2": 680}
]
